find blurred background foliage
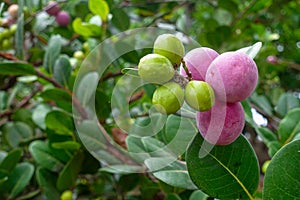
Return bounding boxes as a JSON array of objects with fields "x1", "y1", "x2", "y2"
[{"x1": 0, "y1": 0, "x2": 299, "y2": 199}]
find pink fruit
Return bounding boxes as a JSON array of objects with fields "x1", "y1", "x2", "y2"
[
  {"x1": 196, "y1": 101, "x2": 245, "y2": 145},
  {"x1": 266, "y1": 55, "x2": 277, "y2": 64},
  {"x1": 8, "y1": 4, "x2": 19, "y2": 18},
  {"x1": 205, "y1": 51, "x2": 258, "y2": 103},
  {"x1": 55, "y1": 11, "x2": 70, "y2": 27},
  {"x1": 181, "y1": 47, "x2": 219, "y2": 81},
  {"x1": 45, "y1": 1, "x2": 60, "y2": 16}
]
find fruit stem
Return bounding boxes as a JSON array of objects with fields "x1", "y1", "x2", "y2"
[{"x1": 181, "y1": 58, "x2": 192, "y2": 81}]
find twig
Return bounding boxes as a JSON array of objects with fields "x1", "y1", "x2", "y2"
[{"x1": 34, "y1": 69, "x2": 64, "y2": 89}]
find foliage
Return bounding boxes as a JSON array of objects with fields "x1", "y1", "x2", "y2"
[{"x1": 0, "y1": 0, "x2": 299, "y2": 199}]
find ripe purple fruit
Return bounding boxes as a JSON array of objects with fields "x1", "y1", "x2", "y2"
[
  {"x1": 205, "y1": 51, "x2": 258, "y2": 103},
  {"x1": 196, "y1": 101, "x2": 245, "y2": 145},
  {"x1": 55, "y1": 11, "x2": 70, "y2": 27},
  {"x1": 45, "y1": 1, "x2": 60, "y2": 16},
  {"x1": 181, "y1": 47, "x2": 219, "y2": 81}
]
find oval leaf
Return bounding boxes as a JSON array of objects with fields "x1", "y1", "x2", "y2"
[
  {"x1": 278, "y1": 108, "x2": 300, "y2": 145},
  {"x1": 29, "y1": 140, "x2": 64, "y2": 172},
  {"x1": 0, "y1": 148, "x2": 22, "y2": 175},
  {"x1": 36, "y1": 167, "x2": 60, "y2": 200},
  {"x1": 88, "y1": 0, "x2": 109, "y2": 21},
  {"x1": 275, "y1": 93, "x2": 300, "y2": 117},
  {"x1": 56, "y1": 150, "x2": 84, "y2": 191},
  {"x1": 53, "y1": 55, "x2": 72, "y2": 86},
  {"x1": 45, "y1": 110, "x2": 74, "y2": 135},
  {"x1": 0, "y1": 62, "x2": 35, "y2": 75},
  {"x1": 43, "y1": 35, "x2": 62, "y2": 73},
  {"x1": 186, "y1": 134, "x2": 259, "y2": 199},
  {"x1": 263, "y1": 139, "x2": 300, "y2": 199}
]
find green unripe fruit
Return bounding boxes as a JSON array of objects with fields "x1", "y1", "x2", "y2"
[
  {"x1": 9, "y1": 24, "x2": 17, "y2": 35},
  {"x1": 153, "y1": 34, "x2": 185, "y2": 65},
  {"x1": 60, "y1": 190, "x2": 72, "y2": 200},
  {"x1": 73, "y1": 51, "x2": 85, "y2": 60},
  {"x1": 185, "y1": 80, "x2": 215, "y2": 111},
  {"x1": 138, "y1": 53, "x2": 174, "y2": 84},
  {"x1": 2, "y1": 39, "x2": 12, "y2": 50},
  {"x1": 152, "y1": 82, "x2": 184, "y2": 114},
  {"x1": 262, "y1": 160, "x2": 271, "y2": 174},
  {"x1": 2, "y1": 29, "x2": 10, "y2": 39}
]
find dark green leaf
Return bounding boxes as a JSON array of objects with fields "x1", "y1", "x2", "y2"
[
  {"x1": 111, "y1": 8, "x2": 130, "y2": 31},
  {"x1": 186, "y1": 134, "x2": 259, "y2": 199},
  {"x1": 43, "y1": 35, "x2": 62, "y2": 73},
  {"x1": 29, "y1": 140, "x2": 64, "y2": 172},
  {"x1": 40, "y1": 88, "x2": 72, "y2": 112},
  {"x1": 165, "y1": 193, "x2": 181, "y2": 200},
  {"x1": 88, "y1": 0, "x2": 109, "y2": 21},
  {"x1": 0, "y1": 148, "x2": 22, "y2": 175},
  {"x1": 0, "y1": 91, "x2": 8, "y2": 111},
  {"x1": 263, "y1": 139, "x2": 300, "y2": 199},
  {"x1": 51, "y1": 141, "x2": 81, "y2": 151},
  {"x1": 0, "y1": 62, "x2": 36, "y2": 75},
  {"x1": 53, "y1": 55, "x2": 72, "y2": 87},
  {"x1": 15, "y1": 0, "x2": 24, "y2": 58},
  {"x1": 56, "y1": 150, "x2": 84, "y2": 191},
  {"x1": 278, "y1": 108, "x2": 300, "y2": 145},
  {"x1": 12, "y1": 109, "x2": 35, "y2": 128},
  {"x1": 2, "y1": 122, "x2": 33, "y2": 147},
  {"x1": 5, "y1": 162, "x2": 34, "y2": 198},
  {"x1": 255, "y1": 127, "x2": 277, "y2": 144},
  {"x1": 45, "y1": 110, "x2": 74, "y2": 136},
  {"x1": 36, "y1": 167, "x2": 60, "y2": 200},
  {"x1": 267, "y1": 141, "x2": 282, "y2": 157},
  {"x1": 275, "y1": 93, "x2": 300, "y2": 117},
  {"x1": 72, "y1": 18, "x2": 102, "y2": 37}
]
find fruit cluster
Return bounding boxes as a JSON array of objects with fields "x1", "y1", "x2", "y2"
[
  {"x1": 45, "y1": 1, "x2": 70, "y2": 27},
  {"x1": 0, "y1": 25, "x2": 16, "y2": 50},
  {"x1": 137, "y1": 34, "x2": 258, "y2": 145}
]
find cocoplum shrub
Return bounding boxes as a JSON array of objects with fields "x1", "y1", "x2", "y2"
[
  {"x1": 196, "y1": 101, "x2": 245, "y2": 145},
  {"x1": 205, "y1": 51, "x2": 258, "y2": 103},
  {"x1": 181, "y1": 47, "x2": 219, "y2": 81}
]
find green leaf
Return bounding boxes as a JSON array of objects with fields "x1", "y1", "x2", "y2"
[
  {"x1": 32, "y1": 103, "x2": 52, "y2": 129},
  {"x1": 29, "y1": 140, "x2": 64, "y2": 172},
  {"x1": 100, "y1": 165, "x2": 144, "y2": 174},
  {"x1": 186, "y1": 134, "x2": 259, "y2": 199},
  {"x1": 236, "y1": 42, "x2": 262, "y2": 59},
  {"x1": 36, "y1": 167, "x2": 60, "y2": 200},
  {"x1": 6, "y1": 162, "x2": 34, "y2": 198},
  {"x1": 0, "y1": 62, "x2": 36, "y2": 75},
  {"x1": 111, "y1": 8, "x2": 130, "y2": 31},
  {"x1": 53, "y1": 55, "x2": 72, "y2": 87},
  {"x1": 75, "y1": 72, "x2": 99, "y2": 107},
  {"x1": 88, "y1": 0, "x2": 110, "y2": 21},
  {"x1": 278, "y1": 108, "x2": 300, "y2": 145},
  {"x1": 275, "y1": 93, "x2": 300, "y2": 117},
  {"x1": 189, "y1": 190, "x2": 209, "y2": 200},
  {"x1": 263, "y1": 139, "x2": 300, "y2": 199},
  {"x1": 43, "y1": 35, "x2": 62, "y2": 73},
  {"x1": 15, "y1": 0, "x2": 24, "y2": 58},
  {"x1": 2, "y1": 122, "x2": 33, "y2": 148},
  {"x1": 255, "y1": 127, "x2": 277, "y2": 144},
  {"x1": 250, "y1": 93, "x2": 273, "y2": 116},
  {"x1": 12, "y1": 108, "x2": 35, "y2": 128},
  {"x1": 266, "y1": 141, "x2": 281, "y2": 157},
  {"x1": 40, "y1": 88, "x2": 72, "y2": 112},
  {"x1": 165, "y1": 193, "x2": 181, "y2": 200},
  {"x1": 0, "y1": 91, "x2": 8, "y2": 111},
  {"x1": 72, "y1": 18, "x2": 102, "y2": 38},
  {"x1": 0, "y1": 149, "x2": 22, "y2": 176},
  {"x1": 45, "y1": 110, "x2": 74, "y2": 136},
  {"x1": 56, "y1": 150, "x2": 84, "y2": 191},
  {"x1": 241, "y1": 100, "x2": 256, "y2": 127},
  {"x1": 51, "y1": 141, "x2": 81, "y2": 151},
  {"x1": 152, "y1": 161, "x2": 197, "y2": 190}
]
